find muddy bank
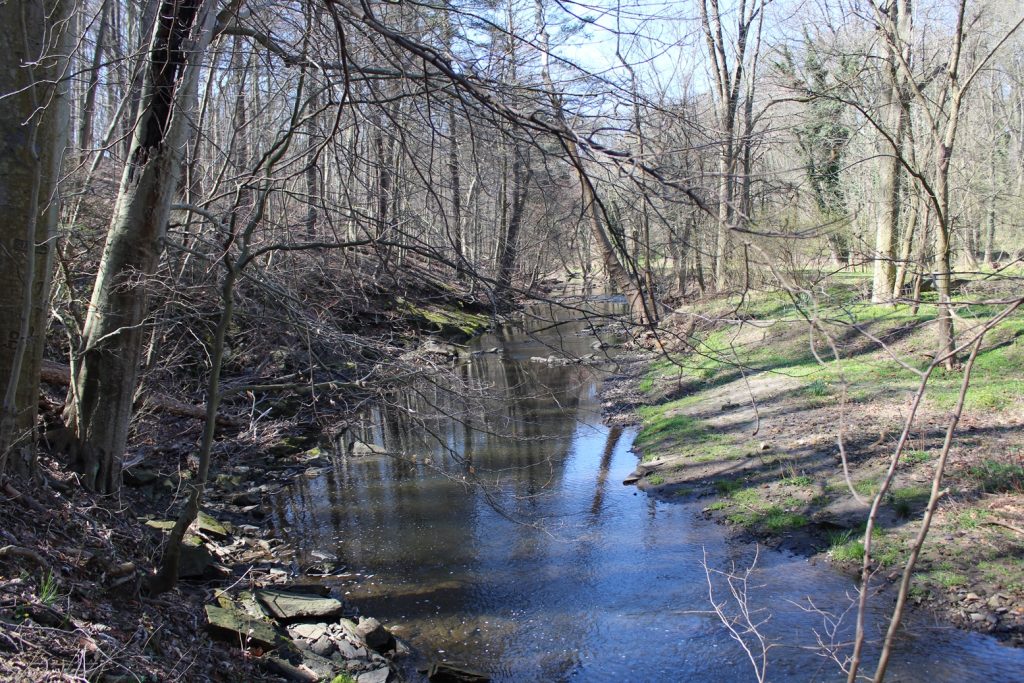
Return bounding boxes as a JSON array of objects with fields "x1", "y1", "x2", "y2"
[{"x1": 602, "y1": 332, "x2": 1024, "y2": 647}]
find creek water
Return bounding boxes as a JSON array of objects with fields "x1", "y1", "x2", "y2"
[{"x1": 270, "y1": 301, "x2": 1024, "y2": 682}]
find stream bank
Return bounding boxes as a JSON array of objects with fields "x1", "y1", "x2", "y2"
[{"x1": 609, "y1": 290, "x2": 1024, "y2": 648}]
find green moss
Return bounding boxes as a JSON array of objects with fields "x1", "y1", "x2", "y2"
[{"x1": 401, "y1": 300, "x2": 490, "y2": 338}]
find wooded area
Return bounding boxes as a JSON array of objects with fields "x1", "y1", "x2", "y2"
[{"x1": 1, "y1": 0, "x2": 1023, "y2": 681}]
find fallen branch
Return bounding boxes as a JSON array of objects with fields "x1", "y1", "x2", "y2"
[
  {"x1": 0, "y1": 545, "x2": 49, "y2": 568},
  {"x1": 40, "y1": 361, "x2": 241, "y2": 427},
  {"x1": 983, "y1": 519, "x2": 1024, "y2": 536}
]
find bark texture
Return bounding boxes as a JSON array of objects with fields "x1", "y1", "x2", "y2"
[
  {"x1": 0, "y1": 0, "x2": 70, "y2": 477},
  {"x1": 67, "y1": 0, "x2": 218, "y2": 493}
]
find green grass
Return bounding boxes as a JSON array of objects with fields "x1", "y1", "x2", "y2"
[
  {"x1": 853, "y1": 478, "x2": 881, "y2": 498},
  {"x1": 828, "y1": 529, "x2": 866, "y2": 562},
  {"x1": 646, "y1": 474, "x2": 665, "y2": 486},
  {"x1": 37, "y1": 571, "x2": 59, "y2": 607},
  {"x1": 888, "y1": 485, "x2": 931, "y2": 518},
  {"x1": 978, "y1": 558, "x2": 1024, "y2": 591},
  {"x1": 715, "y1": 479, "x2": 744, "y2": 495},
  {"x1": 801, "y1": 379, "x2": 830, "y2": 397},
  {"x1": 330, "y1": 675, "x2": 358, "y2": 683},
  {"x1": 871, "y1": 534, "x2": 906, "y2": 567},
  {"x1": 903, "y1": 450, "x2": 933, "y2": 465},
  {"x1": 764, "y1": 509, "x2": 807, "y2": 531},
  {"x1": 966, "y1": 458, "x2": 1024, "y2": 493},
  {"x1": 782, "y1": 474, "x2": 813, "y2": 487},
  {"x1": 924, "y1": 569, "x2": 969, "y2": 589},
  {"x1": 634, "y1": 409, "x2": 715, "y2": 450},
  {"x1": 730, "y1": 487, "x2": 764, "y2": 507},
  {"x1": 952, "y1": 507, "x2": 990, "y2": 530}
]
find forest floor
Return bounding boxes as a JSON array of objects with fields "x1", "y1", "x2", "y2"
[
  {"x1": 0, "y1": 270, "x2": 498, "y2": 682},
  {"x1": 603, "y1": 279, "x2": 1024, "y2": 647},
  {"x1": 0, "y1": 405, "x2": 421, "y2": 683}
]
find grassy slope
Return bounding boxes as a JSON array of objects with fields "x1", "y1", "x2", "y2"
[{"x1": 629, "y1": 280, "x2": 1024, "y2": 643}]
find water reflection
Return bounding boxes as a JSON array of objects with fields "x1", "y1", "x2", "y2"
[{"x1": 271, "y1": 305, "x2": 1024, "y2": 682}]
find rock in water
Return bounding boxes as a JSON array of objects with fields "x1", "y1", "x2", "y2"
[
  {"x1": 355, "y1": 616, "x2": 395, "y2": 652},
  {"x1": 424, "y1": 662, "x2": 491, "y2": 682},
  {"x1": 351, "y1": 441, "x2": 388, "y2": 457},
  {"x1": 256, "y1": 589, "x2": 345, "y2": 622}
]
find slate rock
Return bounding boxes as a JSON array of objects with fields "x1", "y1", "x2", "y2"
[
  {"x1": 196, "y1": 511, "x2": 228, "y2": 538},
  {"x1": 288, "y1": 622, "x2": 329, "y2": 642},
  {"x1": 357, "y1": 667, "x2": 391, "y2": 683},
  {"x1": 310, "y1": 635, "x2": 336, "y2": 657},
  {"x1": 205, "y1": 605, "x2": 279, "y2": 650},
  {"x1": 351, "y1": 442, "x2": 388, "y2": 457},
  {"x1": 333, "y1": 638, "x2": 364, "y2": 660},
  {"x1": 256, "y1": 589, "x2": 344, "y2": 622}
]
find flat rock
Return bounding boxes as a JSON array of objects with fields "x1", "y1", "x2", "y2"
[
  {"x1": 334, "y1": 638, "x2": 365, "y2": 660},
  {"x1": 256, "y1": 589, "x2": 344, "y2": 622},
  {"x1": 145, "y1": 519, "x2": 175, "y2": 531},
  {"x1": 196, "y1": 511, "x2": 228, "y2": 538},
  {"x1": 123, "y1": 467, "x2": 159, "y2": 486},
  {"x1": 205, "y1": 605, "x2": 279, "y2": 650},
  {"x1": 232, "y1": 490, "x2": 262, "y2": 506},
  {"x1": 288, "y1": 623, "x2": 329, "y2": 642},
  {"x1": 357, "y1": 668, "x2": 391, "y2": 683},
  {"x1": 262, "y1": 650, "x2": 337, "y2": 682}
]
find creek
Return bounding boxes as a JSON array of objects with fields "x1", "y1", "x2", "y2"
[{"x1": 270, "y1": 300, "x2": 1024, "y2": 682}]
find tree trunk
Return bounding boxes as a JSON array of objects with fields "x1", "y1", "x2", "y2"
[
  {"x1": 448, "y1": 101, "x2": 465, "y2": 278},
  {"x1": 871, "y1": 0, "x2": 911, "y2": 304},
  {"x1": 495, "y1": 149, "x2": 531, "y2": 302},
  {"x1": 871, "y1": 85, "x2": 905, "y2": 302},
  {"x1": 65, "y1": 0, "x2": 218, "y2": 494},
  {"x1": 0, "y1": 0, "x2": 71, "y2": 478},
  {"x1": 78, "y1": 0, "x2": 109, "y2": 159}
]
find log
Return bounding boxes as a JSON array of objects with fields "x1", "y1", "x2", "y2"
[{"x1": 40, "y1": 361, "x2": 241, "y2": 427}]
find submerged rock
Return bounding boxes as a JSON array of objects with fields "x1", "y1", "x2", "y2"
[
  {"x1": 423, "y1": 662, "x2": 491, "y2": 682},
  {"x1": 256, "y1": 589, "x2": 345, "y2": 622},
  {"x1": 351, "y1": 441, "x2": 389, "y2": 457}
]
